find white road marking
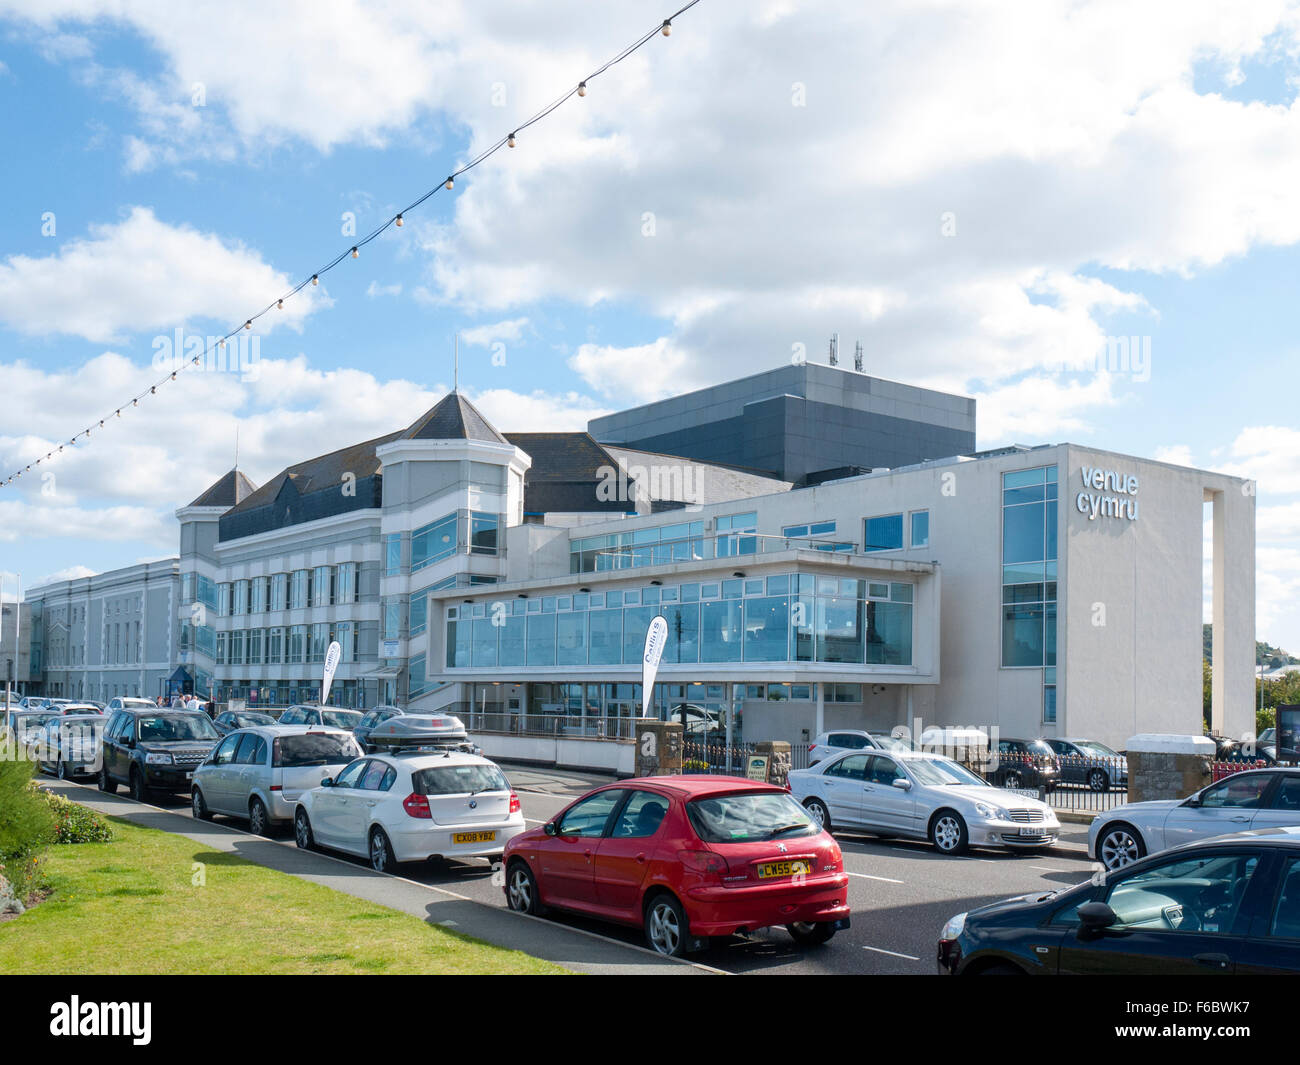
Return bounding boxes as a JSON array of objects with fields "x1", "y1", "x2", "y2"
[
  {"x1": 845, "y1": 871, "x2": 904, "y2": 884},
  {"x1": 862, "y1": 945, "x2": 921, "y2": 961}
]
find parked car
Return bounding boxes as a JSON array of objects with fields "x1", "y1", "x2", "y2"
[
  {"x1": 18, "y1": 696, "x2": 53, "y2": 711},
  {"x1": 503, "y1": 775, "x2": 851, "y2": 957},
  {"x1": 353, "y1": 705, "x2": 406, "y2": 751},
  {"x1": 790, "y1": 749, "x2": 1060, "y2": 854},
  {"x1": 212, "y1": 710, "x2": 277, "y2": 736},
  {"x1": 990, "y1": 738, "x2": 1060, "y2": 792},
  {"x1": 664, "y1": 703, "x2": 722, "y2": 738},
  {"x1": 938, "y1": 829, "x2": 1300, "y2": 974},
  {"x1": 1090, "y1": 767, "x2": 1300, "y2": 871},
  {"x1": 107, "y1": 697, "x2": 158, "y2": 713},
  {"x1": 1, "y1": 707, "x2": 58, "y2": 745},
  {"x1": 807, "y1": 729, "x2": 908, "y2": 764},
  {"x1": 99, "y1": 708, "x2": 221, "y2": 800},
  {"x1": 192, "y1": 725, "x2": 362, "y2": 835},
  {"x1": 295, "y1": 750, "x2": 524, "y2": 872},
  {"x1": 32, "y1": 713, "x2": 104, "y2": 780},
  {"x1": 56, "y1": 701, "x2": 104, "y2": 716},
  {"x1": 1260, "y1": 728, "x2": 1277, "y2": 746},
  {"x1": 1042, "y1": 737, "x2": 1129, "y2": 791},
  {"x1": 278, "y1": 704, "x2": 363, "y2": 730}
]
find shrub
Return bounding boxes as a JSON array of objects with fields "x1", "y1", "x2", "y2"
[
  {"x1": 41, "y1": 790, "x2": 113, "y2": 845},
  {"x1": 0, "y1": 742, "x2": 55, "y2": 899}
]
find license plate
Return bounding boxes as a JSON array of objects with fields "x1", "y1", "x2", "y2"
[
  {"x1": 1019, "y1": 826, "x2": 1045, "y2": 837},
  {"x1": 453, "y1": 831, "x2": 496, "y2": 844},
  {"x1": 758, "y1": 859, "x2": 813, "y2": 879}
]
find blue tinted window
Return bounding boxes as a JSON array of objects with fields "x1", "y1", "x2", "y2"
[
  {"x1": 864, "y1": 514, "x2": 904, "y2": 551},
  {"x1": 910, "y1": 510, "x2": 929, "y2": 548}
]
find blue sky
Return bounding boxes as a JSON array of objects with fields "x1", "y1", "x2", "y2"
[{"x1": 1, "y1": 1, "x2": 1299, "y2": 653}]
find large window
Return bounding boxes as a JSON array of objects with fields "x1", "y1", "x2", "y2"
[
  {"x1": 910, "y1": 510, "x2": 929, "y2": 548},
  {"x1": 270, "y1": 573, "x2": 287, "y2": 611},
  {"x1": 336, "y1": 562, "x2": 358, "y2": 604},
  {"x1": 289, "y1": 570, "x2": 308, "y2": 610},
  {"x1": 444, "y1": 573, "x2": 914, "y2": 670},
  {"x1": 1001, "y1": 466, "x2": 1058, "y2": 668},
  {"x1": 864, "y1": 514, "x2": 904, "y2": 552},
  {"x1": 311, "y1": 566, "x2": 333, "y2": 608},
  {"x1": 571, "y1": 521, "x2": 708, "y2": 573},
  {"x1": 232, "y1": 579, "x2": 248, "y2": 615},
  {"x1": 716, "y1": 512, "x2": 757, "y2": 558},
  {"x1": 470, "y1": 512, "x2": 499, "y2": 555},
  {"x1": 385, "y1": 533, "x2": 404, "y2": 576},
  {"x1": 411, "y1": 515, "x2": 457, "y2": 571}
]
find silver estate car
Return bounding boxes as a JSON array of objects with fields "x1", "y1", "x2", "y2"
[{"x1": 191, "y1": 725, "x2": 362, "y2": 835}]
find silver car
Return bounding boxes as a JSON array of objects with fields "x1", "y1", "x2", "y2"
[
  {"x1": 190, "y1": 725, "x2": 362, "y2": 835},
  {"x1": 1090, "y1": 767, "x2": 1300, "y2": 870},
  {"x1": 33, "y1": 713, "x2": 105, "y2": 780}
]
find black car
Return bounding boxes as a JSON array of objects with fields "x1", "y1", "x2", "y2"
[
  {"x1": 1042, "y1": 737, "x2": 1129, "y2": 791},
  {"x1": 99, "y1": 707, "x2": 221, "y2": 800},
  {"x1": 353, "y1": 705, "x2": 406, "y2": 751},
  {"x1": 991, "y1": 738, "x2": 1060, "y2": 792},
  {"x1": 938, "y1": 828, "x2": 1300, "y2": 974},
  {"x1": 212, "y1": 710, "x2": 277, "y2": 736}
]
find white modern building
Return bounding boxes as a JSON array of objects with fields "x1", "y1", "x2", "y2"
[{"x1": 21, "y1": 364, "x2": 1256, "y2": 750}]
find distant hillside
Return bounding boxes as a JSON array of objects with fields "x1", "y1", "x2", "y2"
[{"x1": 1205, "y1": 624, "x2": 1298, "y2": 668}]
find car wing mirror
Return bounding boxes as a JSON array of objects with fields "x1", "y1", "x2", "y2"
[
  {"x1": 544, "y1": 822, "x2": 558, "y2": 837},
  {"x1": 892, "y1": 777, "x2": 912, "y2": 790},
  {"x1": 1184, "y1": 795, "x2": 1201, "y2": 808},
  {"x1": 320, "y1": 777, "x2": 333, "y2": 788},
  {"x1": 1077, "y1": 901, "x2": 1117, "y2": 931}
]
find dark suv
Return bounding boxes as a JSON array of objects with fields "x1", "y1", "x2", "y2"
[
  {"x1": 992, "y1": 738, "x2": 1061, "y2": 792},
  {"x1": 99, "y1": 708, "x2": 221, "y2": 800}
]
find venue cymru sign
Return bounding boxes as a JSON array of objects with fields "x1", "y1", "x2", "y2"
[{"x1": 1076, "y1": 466, "x2": 1139, "y2": 522}]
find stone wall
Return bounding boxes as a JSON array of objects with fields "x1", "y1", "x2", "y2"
[
  {"x1": 1128, "y1": 750, "x2": 1211, "y2": 803},
  {"x1": 633, "y1": 718, "x2": 683, "y2": 777}
]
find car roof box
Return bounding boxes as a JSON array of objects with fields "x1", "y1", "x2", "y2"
[{"x1": 366, "y1": 713, "x2": 472, "y2": 751}]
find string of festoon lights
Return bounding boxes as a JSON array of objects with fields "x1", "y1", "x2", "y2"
[{"x1": 2, "y1": 1, "x2": 700, "y2": 490}]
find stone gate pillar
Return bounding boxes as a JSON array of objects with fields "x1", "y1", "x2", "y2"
[{"x1": 634, "y1": 718, "x2": 683, "y2": 777}]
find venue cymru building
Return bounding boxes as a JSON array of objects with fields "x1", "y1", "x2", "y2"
[{"x1": 25, "y1": 362, "x2": 1255, "y2": 750}]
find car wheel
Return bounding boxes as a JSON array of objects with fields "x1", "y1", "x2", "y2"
[
  {"x1": 192, "y1": 788, "x2": 213, "y2": 821},
  {"x1": 1003, "y1": 771, "x2": 1023, "y2": 790},
  {"x1": 930, "y1": 810, "x2": 969, "y2": 855},
  {"x1": 56, "y1": 760, "x2": 68, "y2": 781},
  {"x1": 804, "y1": 797, "x2": 832, "y2": 833},
  {"x1": 644, "y1": 893, "x2": 690, "y2": 958},
  {"x1": 248, "y1": 798, "x2": 270, "y2": 837},
  {"x1": 786, "y1": 921, "x2": 837, "y2": 947},
  {"x1": 506, "y1": 860, "x2": 546, "y2": 915},
  {"x1": 1088, "y1": 769, "x2": 1110, "y2": 792},
  {"x1": 369, "y1": 827, "x2": 397, "y2": 873},
  {"x1": 294, "y1": 809, "x2": 315, "y2": 850},
  {"x1": 1098, "y1": 823, "x2": 1145, "y2": 870},
  {"x1": 129, "y1": 768, "x2": 149, "y2": 802},
  {"x1": 98, "y1": 764, "x2": 116, "y2": 794}
]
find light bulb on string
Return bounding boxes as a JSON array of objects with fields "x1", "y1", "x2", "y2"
[
  {"x1": 395, "y1": 214, "x2": 403, "y2": 227},
  {"x1": 578, "y1": 81, "x2": 587, "y2": 97},
  {"x1": 445, "y1": 177, "x2": 454, "y2": 190},
  {"x1": 312, "y1": 275, "x2": 319, "y2": 286},
  {"x1": 662, "y1": 20, "x2": 671, "y2": 35},
  {"x1": 277, "y1": 299, "x2": 283, "y2": 309},
  {"x1": 351, "y1": 247, "x2": 359, "y2": 259},
  {"x1": 507, "y1": 133, "x2": 516, "y2": 148},
  {"x1": 244, "y1": 320, "x2": 252, "y2": 329}
]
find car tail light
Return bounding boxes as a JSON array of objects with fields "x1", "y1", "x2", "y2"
[
  {"x1": 677, "y1": 849, "x2": 728, "y2": 882},
  {"x1": 270, "y1": 784, "x2": 282, "y2": 792},
  {"x1": 509, "y1": 792, "x2": 521, "y2": 814},
  {"x1": 402, "y1": 793, "x2": 432, "y2": 819}
]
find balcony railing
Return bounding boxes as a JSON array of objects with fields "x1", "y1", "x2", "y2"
[{"x1": 575, "y1": 531, "x2": 859, "y2": 573}]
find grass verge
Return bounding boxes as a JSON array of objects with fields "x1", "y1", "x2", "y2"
[{"x1": 0, "y1": 816, "x2": 566, "y2": 975}]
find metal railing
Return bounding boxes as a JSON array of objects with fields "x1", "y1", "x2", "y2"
[
  {"x1": 586, "y1": 530, "x2": 859, "y2": 571},
  {"x1": 463, "y1": 710, "x2": 637, "y2": 741},
  {"x1": 682, "y1": 740, "x2": 757, "y2": 776},
  {"x1": 967, "y1": 752, "x2": 1130, "y2": 813}
]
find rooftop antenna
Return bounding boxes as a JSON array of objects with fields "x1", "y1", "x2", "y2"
[
  {"x1": 233, "y1": 425, "x2": 239, "y2": 470},
  {"x1": 854, "y1": 340, "x2": 863, "y2": 373},
  {"x1": 829, "y1": 333, "x2": 839, "y2": 366},
  {"x1": 454, "y1": 332, "x2": 459, "y2": 392}
]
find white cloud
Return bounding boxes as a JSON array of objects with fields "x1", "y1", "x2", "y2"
[
  {"x1": 0, "y1": 207, "x2": 322, "y2": 342},
  {"x1": 460, "y1": 317, "x2": 529, "y2": 347},
  {"x1": 1216, "y1": 426, "x2": 1300, "y2": 495},
  {"x1": 1153, "y1": 445, "x2": 1197, "y2": 468},
  {"x1": 568, "y1": 337, "x2": 692, "y2": 404},
  {"x1": 28, "y1": 564, "x2": 99, "y2": 589},
  {"x1": 972, "y1": 373, "x2": 1120, "y2": 443}
]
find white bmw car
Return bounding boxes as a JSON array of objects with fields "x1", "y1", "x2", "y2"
[
  {"x1": 788, "y1": 749, "x2": 1060, "y2": 854},
  {"x1": 1090, "y1": 767, "x2": 1300, "y2": 870},
  {"x1": 294, "y1": 750, "x2": 525, "y2": 872}
]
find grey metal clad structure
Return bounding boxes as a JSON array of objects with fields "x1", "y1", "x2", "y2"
[{"x1": 586, "y1": 362, "x2": 976, "y2": 484}]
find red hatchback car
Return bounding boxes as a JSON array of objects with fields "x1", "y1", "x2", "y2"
[{"x1": 502, "y1": 775, "x2": 851, "y2": 957}]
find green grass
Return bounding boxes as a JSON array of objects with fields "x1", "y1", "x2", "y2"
[{"x1": 0, "y1": 818, "x2": 567, "y2": 975}]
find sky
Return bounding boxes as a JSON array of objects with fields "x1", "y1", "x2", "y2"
[{"x1": 0, "y1": 0, "x2": 1298, "y2": 651}]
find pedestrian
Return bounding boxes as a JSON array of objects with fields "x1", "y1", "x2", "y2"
[{"x1": 205, "y1": 698, "x2": 216, "y2": 719}]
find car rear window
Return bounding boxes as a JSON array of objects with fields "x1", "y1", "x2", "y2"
[
  {"x1": 321, "y1": 711, "x2": 360, "y2": 729},
  {"x1": 273, "y1": 733, "x2": 361, "y2": 767},
  {"x1": 413, "y1": 764, "x2": 509, "y2": 795},
  {"x1": 686, "y1": 791, "x2": 817, "y2": 843}
]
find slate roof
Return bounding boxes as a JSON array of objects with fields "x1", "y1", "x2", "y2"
[
  {"x1": 401, "y1": 391, "x2": 511, "y2": 445},
  {"x1": 188, "y1": 469, "x2": 258, "y2": 508}
]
